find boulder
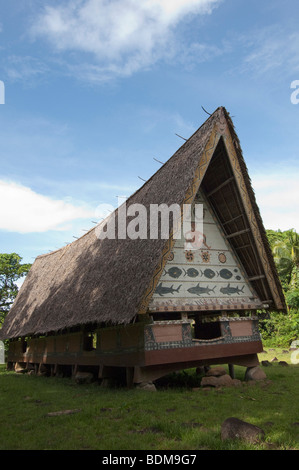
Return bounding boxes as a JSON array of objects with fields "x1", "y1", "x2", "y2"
[
  {"x1": 74, "y1": 371, "x2": 94, "y2": 384},
  {"x1": 261, "y1": 360, "x2": 272, "y2": 367},
  {"x1": 136, "y1": 381, "x2": 156, "y2": 392},
  {"x1": 14, "y1": 363, "x2": 27, "y2": 374},
  {"x1": 201, "y1": 376, "x2": 219, "y2": 387},
  {"x1": 278, "y1": 361, "x2": 288, "y2": 367},
  {"x1": 245, "y1": 366, "x2": 267, "y2": 381},
  {"x1": 221, "y1": 417, "x2": 265, "y2": 443},
  {"x1": 15, "y1": 367, "x2": 27, "y2": 374},
  {"x1": 217, "y1": 374, "x2": 234, "y2": 387},
  {"x1": 205, "y1": 366, "x2": 227, "y2": 377},
  {"x1": 201, "y1": 374, "x2": 233, "y2": 388}
]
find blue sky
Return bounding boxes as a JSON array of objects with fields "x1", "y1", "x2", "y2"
[{"x1": 0, "y1": 0, "x2": 298, "y2": 265}]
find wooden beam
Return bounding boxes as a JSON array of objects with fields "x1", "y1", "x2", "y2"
[
  {"x1": 222, "y1": 213, "x2": 246, "y2": 226},
  {"x1": 235, "y1": 244, "x2": 251, "y2": 251},
  {"x1": 225, "y1": 228, "x2": 250, "y2": 239},
  {"x1": 206, "y1": 176, "x2": 235, "y2": 198},
  {"x1": 248, "y1": 274, "x2": 266, "y2": 282}
]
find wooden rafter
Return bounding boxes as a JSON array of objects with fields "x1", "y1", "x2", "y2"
[
  {"x1": 206, "y1": 176, "x2": 235, "y2": 198},
  {"x1": 225, "y1": 228, "x2": 251, "y2": 239}
]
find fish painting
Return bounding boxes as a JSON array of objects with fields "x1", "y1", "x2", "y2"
[
  {"x1": 155, "y1": 283, "x2": 182, "y2": 297},
  {"x1": 201, "y1": 269, "x2": 216, "y2": 279},
  {"x1": 187, "y1": 284, "x2": 216, "y2": 296},
  {"x1": 218, "y1": 269, "x2": 233, "y2": 279},
  {"x1": 183, "y1": 268, "x2": 199, "y2": 278},
  {"x1": 220, "y1": 284, "x2": 245, "y2": 296},
  {"x1": 163, "y1": 267, "x2": 183, "y2": 279}
]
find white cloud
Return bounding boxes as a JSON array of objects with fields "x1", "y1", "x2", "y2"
[
  {"x1": 239, "y1": 27, "x2": 299, "y2": 78},
  {"x1": 251, "y1": 172, "x2": 299, "y2": 233},
  {"x1": 4, "y1": 56, "x2": 49, "y2": 82},
  {"x1": 0, "y1": 180, "x2": 94, "y2": 233},
  {"x1": 31, "y1": 0, "x2": 222, "y2": 79}
]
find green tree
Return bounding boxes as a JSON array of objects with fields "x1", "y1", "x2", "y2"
[
  {"x1": 0, "y1": 253, "x2": 31, "y2": 326},
  {"x1": 261, "y1": 229, "x2": 299, "y2": 345},
  {"x1": 260, "y1": 310, "x2": 299, "y2": 347},
  {"x1": 272, "y1": 228, "x2": 299, "y2": 291},
  {"x1": 285, "y1": 289, "x2": 299, "y2": 310},
  {"x1": 266, "y1": 229, "x2": 286, "y2": 250}
]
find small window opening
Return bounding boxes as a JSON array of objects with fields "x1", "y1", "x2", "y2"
[
  {"x1": 21, "y1": 339, "x2": 27, "y2": 353},
  {"x1": 194, "y1": 321, "x2": 222, "y2": 340},
  {"x1": 83, "y1": 332, "x2": 97, "y2": 351}
]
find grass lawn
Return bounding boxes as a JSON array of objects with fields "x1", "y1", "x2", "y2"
[{"x1": 0, "y1": 348, "x2": 298, "y2": 451}]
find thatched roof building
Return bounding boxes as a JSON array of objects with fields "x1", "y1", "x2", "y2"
[{"x1": 0, "y1": 107, "x2": 286, "y2": 341}]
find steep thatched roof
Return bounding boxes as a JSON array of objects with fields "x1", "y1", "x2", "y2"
[{"x1": 0, "y1": 107, "x2": 286, "y2": 340}]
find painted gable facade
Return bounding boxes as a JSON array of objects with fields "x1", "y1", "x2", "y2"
[{"x1": 149, "y1": 189, "x2": 262, "y2": 313}]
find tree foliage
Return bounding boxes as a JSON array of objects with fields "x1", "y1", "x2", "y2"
[
  {"x1": 0, "y1": 253, "x2": 31, "y2": 326},
  {"x1": 272, "y1": 229, "x2": 299, "y2": 290},
  {"x1": 260, "y1": 229, "x2": 299, "y2": 346},
  {"x1": 259, "y1": 310, "x2": 299, "y2": 347},
  {"x1": 267, "y1": 228, "x2": 299, "y2": 304}
]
